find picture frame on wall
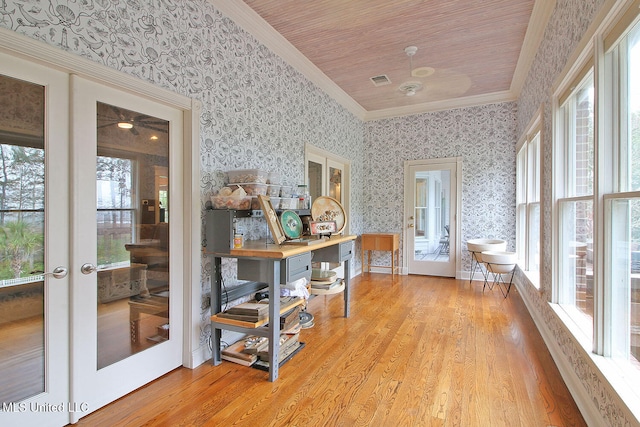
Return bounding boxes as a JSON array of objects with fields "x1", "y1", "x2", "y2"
[{"x1": 257, "y1": 195, "x2": 286, "y2": 245}]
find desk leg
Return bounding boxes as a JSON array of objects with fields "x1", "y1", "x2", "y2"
[
  {"x1": 211, "y1": 257, "x2": 222, "y2": 366},
  {"x1": 267, "y1": 260, "x2": 281, "y2": 382},
  {"x1": 343, "y1": 258, "x2": 351, "y2": 318},
  {"x1": 391, "y1": 250, "x2": 395, "y2": 277},
  {"x1": 130, "y1": 307, "x2": 140, "y2": 344}
]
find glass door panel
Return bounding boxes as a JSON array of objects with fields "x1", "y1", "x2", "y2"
[
  {"x1": 329, "y1": 165, "x2": 342, "y2": 201},
  {"x1": 95, "y1": 102, "x2": 170, "y2": 369},
  {"x1": 308, "y1": 158, "x2": 324, "y2": 205},
  {"x1": 407, "y1": 162, "x2": 456, "y2": 277},
  {"x1": 71, "y1": 76, "x2": 182, "y2": 417},
  {"x1": 0, "y1": 75, "x2": 46, "y2": 403}
]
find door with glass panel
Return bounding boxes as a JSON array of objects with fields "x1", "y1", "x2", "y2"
[
  {"x1": 405, "y1": 160, "x2": 457, "y2": 276},
  {"x1": 0, "y1": 55, "x2": 70, "y2": 426},
  {"x1": 69, "y1": 76, "x2": 183, "y2": 417}
]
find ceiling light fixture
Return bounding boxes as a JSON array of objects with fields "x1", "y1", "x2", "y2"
[
  {"x1": 399, "y1": 46, "x2": 423, "y2": 97},
  {"x1": 117, "y1": 121, "x2": 133, "y2": 129}
]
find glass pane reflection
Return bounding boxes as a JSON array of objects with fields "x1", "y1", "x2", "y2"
[
  {"x1": 413, "y1": 170, "x2": 450, "y2": 262},
  {"x1": 0, "y1": 75, "x2": 46, "y2": 402},
  {"x1": 96, "y1": 102, "x2": 169, "y2": 369}
]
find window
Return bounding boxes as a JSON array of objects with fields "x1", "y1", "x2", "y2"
[
  {"x1": 553, "y1": 1, "x2": 640, "y2": 389},
  {"x1": 96, "y1": 155, "x2": 135, "y2": 268},
  {"x1": 602, "y1": 17, "x2": 640, "y2": 372},
  {"x1": 516, "y1": 109, "x2": 542, "y2": 286},
  {"x1": 555, "y1": 65, "x2": 595, "y2": 339}
]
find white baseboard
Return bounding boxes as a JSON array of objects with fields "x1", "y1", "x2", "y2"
[{"x1": 186, "y1": 345, "x2": 208, "y2": 369}]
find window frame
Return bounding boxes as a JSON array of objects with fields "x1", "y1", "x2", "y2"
[{"x1": 516, "y1": 107, "x2": 542, "y2": 287}]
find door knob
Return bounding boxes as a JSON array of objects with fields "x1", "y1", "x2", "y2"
[
  {"x1": 43, "y1": 266, "x2": 68, "y2": 279},
  {"x1": 408, "y1": 224, "x2": 414, "y2": 228},
  {"x1": 81, "y1": 263, "x2": 97, "y2": 275}
]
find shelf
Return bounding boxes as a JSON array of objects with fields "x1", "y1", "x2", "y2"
[
  {"x1": 310, "y1": 280, "x2": 345, "y2": 295},
  {"x1": 210, "y1": 297, "x2": 305, "y2": 329}
]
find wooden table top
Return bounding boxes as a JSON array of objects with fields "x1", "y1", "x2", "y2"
[{"x1": 210, "y1": 234, "x2": 356, "y2": 259}]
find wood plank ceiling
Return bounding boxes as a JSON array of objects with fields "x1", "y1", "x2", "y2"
[{"x1": 231, "y1": 0, "x2": 543, "y2": 119}]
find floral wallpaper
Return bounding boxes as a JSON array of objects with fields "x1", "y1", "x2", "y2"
[
  {"x1": 1, "y1": 0, "x2": 636, "y2": 424},
  {"x1": 364, "y1": 103, "x2": 518, "y2": 270}
]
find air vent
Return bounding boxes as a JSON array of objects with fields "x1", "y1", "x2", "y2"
[{"x1": 370, "y1": 75, "x2": 391, "y2": 87}]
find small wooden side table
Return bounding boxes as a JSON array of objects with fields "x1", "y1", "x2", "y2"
[{"x1": 361, "y1": 233, "x2": 400, "y2": 276}]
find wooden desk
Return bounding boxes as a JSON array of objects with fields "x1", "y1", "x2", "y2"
[
  {"x1": 128, "y1": 294, "x2": 168, "y2": 343},
  {"x1": 206, "y1": 234, "x2": 356, "y2": 382},
  {"x1": 362, "y1": 233, "x2": 400, "y2": 276}
]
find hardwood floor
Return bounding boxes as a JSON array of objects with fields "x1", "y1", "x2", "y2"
[{"x1": 73, "y1": 274, "x2": 586, "y2": 427}]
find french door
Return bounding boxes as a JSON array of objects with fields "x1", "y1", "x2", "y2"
[
  {"x1": 0, "y1": 56, "x2": 184, "y2": 426},
  {"x1": 69, "y1": 76, "x2": 183, "y2": 419},
  {"x1": 0, "y1": 53, "x2": 70, "y2": 427},
  {"x1": 405, "y1": 159, "x2": 460, "y2": 277}
]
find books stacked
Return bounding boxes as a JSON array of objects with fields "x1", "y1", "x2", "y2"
[
  {"x1": 217, "y1": 301, "x2": 269, "y2": 323},
  {"x1": 310, "y1": 268, "x2": 342, "y2": 291},
  {"x1": 256, "y1": 332, "x2": 301, "y2": 363},
  {"x1": 280, "y1": 305, "x2": 301, "y2": 331},
  {"x1": 221, "y1": 340, "x2": 258, "y2": 366}
]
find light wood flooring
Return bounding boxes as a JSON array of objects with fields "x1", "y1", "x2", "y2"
[{"x1": 73, "y1": 274, "x2": 586, "y2": 427}]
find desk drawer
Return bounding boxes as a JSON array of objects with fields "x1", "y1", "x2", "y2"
[
  {"x1": 282, "y1": 252, "x2": 312, "y2": 283},
  {"x1": 237, "y1": 252, "x2": 312, "y2": 284},
  {"x1": 313, "y1": 241, "x2": 354, "y2": 263}
]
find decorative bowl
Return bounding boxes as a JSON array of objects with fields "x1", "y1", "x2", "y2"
[
  {"x1": 466, "y1": 239, "x2": 507, "y2": 261},
  {"x1": 481, "y1": 251, "x2": 517, "y2": 273}
]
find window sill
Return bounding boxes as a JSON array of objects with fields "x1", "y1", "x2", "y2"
[
  {"x1": 517, "y1": 263, "x2": 540, "y2": 289},
  {"x1": 549, "y1": 303, "x2": 640, "y2": 424}
]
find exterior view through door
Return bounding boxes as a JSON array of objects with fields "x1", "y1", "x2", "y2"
[{"x1": 405, "y1": 158, "x2": 460, "y2": 277}]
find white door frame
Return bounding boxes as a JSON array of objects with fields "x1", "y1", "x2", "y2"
[{"x1": 403, "y1": 157, "x2": 462, "y2": 278}]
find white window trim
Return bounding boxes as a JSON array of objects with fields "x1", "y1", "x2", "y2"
[{"x1": 516, "y1": 106, "x2": 543, "y2": 288}]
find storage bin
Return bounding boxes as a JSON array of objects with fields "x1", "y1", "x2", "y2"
[
  {"x1": 251, "y1": 196, "x2": 280, "y2": 210},
  {"x1": 267, "y1": 184, "x2": 281, "y2": 196},
  {"x1": 279, "y1": 197, "x2": 297, "y2": 209},
  {"x1": 225, "y1": 169, "x2": 268, "y2": 184},
  {"x1": 280, "y1": 185, "x2": 294, "y2": 197},
  {"x1": 228, "y1": 183, "x2": 267, "y2": 196},
  {"x1": 211, "y1": 195, "x2": 251, "y2": 210}
]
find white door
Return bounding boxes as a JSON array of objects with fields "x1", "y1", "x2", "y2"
[
  {"x1": 69, "y1": 76, "x2": 184, "y2": 418},
  {"x1": 0, "y1": 55, "x2": 70, "y2": 426},
  {"x1": 405, "y1": 159, "x2": 459, "y2": 277}
]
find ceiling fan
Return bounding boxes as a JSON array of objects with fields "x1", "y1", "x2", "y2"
[
  {"x1": 97, "y1": 105, "x2": 168, "y2": 135},
  {"x1": 398, "y1": 46, "x2": 435, "y2": 97}
]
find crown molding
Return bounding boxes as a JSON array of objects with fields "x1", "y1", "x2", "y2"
[
  {"x1": 510, "y1": 0, "x2": 557, "y2": 96},
  {"x1": 363, "y1": 90, "x2": 517, "y2": 121},
  {"x1": 210, "y1": 0, "x2": 368, "y2": 121}
]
